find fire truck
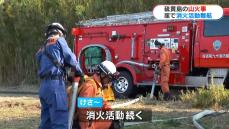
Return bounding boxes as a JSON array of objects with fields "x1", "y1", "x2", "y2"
[{"x1": 71, "y1": 8, "x2": 229, "y2": 98}]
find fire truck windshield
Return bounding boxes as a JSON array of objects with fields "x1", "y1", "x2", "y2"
[{"x1": 204, "y1": 16, "x2": 229, "y2": 37}]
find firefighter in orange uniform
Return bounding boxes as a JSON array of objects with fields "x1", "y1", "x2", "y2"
[
  {"x1": 68, "y1": 61, "x2": 121, "y2": 129},
  {"x1": 154, "y1": 40, "x2": 173, "y2": 100}
]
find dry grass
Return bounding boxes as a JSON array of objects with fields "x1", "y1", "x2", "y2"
[
  {"x1": 125, "y1": 113, "x2": 229, "y2": 129},
  {"x1": 0, "y1": 94, "x2": 228, "y2": 129},
  {"x1": 180, "y1": 85, "x2": 229, "y2": 109},
  {"x1": 200, "y1": 113, "x2": 229, "y2": 129},
  {"x1": 124, "y1": 97, "x2": 229, "y2": 129},
  {"x1": 0, "y1": 85, "x2": 39, "y2": 93},
  {"x1": 0, "y1": 94, "x2": 40, "y2": 129}
]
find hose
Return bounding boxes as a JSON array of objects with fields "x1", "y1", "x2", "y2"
[
  {"x1": 68, "y1": 82, "x2": 79, "y2": 129},
  {"x1": 111, "y1": 97, "x2": 141, "y2": 109},
  {"x1": 192, "y1": 110, "x2": 226, "y2": 129},
  {"x1": 116, "y1": 60, "x2": 150, "y2": 68},
  {"x1": 110, "y1": 98, "x2": 228, "y2": 129},
  {"x1": 123, "y1": 109, "x2": 228, "y2": 129}
]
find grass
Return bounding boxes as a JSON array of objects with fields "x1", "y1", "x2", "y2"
[
  {"x1": 0, "y1": 93, "x2": 228, "y2": 129},
  {"x1": 121, "y1": 95, "x2": 229, "y2": 129},
  {"x1": 125, "y1": 119, "x2": 195, "y2": 129},
  {"x1": 0, "y1": 95, "x2": 40, "y2": 129},
  {"x1": 180, "y1": 84, "x2": 229, "y2": 109},
  {"x1": 125, "y1": 114, "x2": 229, "y2": 129},
  {"x1": 200, "y1": 113, "x2": 229, "y2": 129},
  {"x1": 0, "y1": 85, "x2": 39, "y2": 93},
  {"x1": 123, "y1": 98, "x2": 198, "y2": 129}
]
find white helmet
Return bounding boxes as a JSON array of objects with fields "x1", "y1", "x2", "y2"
[
  {"x1": 45, "y1": 22, "x2": 66, "y2": 37},
  {"x1": 97, "y1": 60, "x2": 117, "y2": 79}
]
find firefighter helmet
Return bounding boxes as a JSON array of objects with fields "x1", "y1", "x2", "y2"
[
  {"x1": 97, "y1": 60, "x2": 118, "y2": 79},
  {"x1": 45, "y1": 22, "x2": 66, "y2": 37}
]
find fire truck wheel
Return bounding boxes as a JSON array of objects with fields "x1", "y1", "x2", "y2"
[{"x1": 114, "y1": 71, "x2": 134, "y2": 98}]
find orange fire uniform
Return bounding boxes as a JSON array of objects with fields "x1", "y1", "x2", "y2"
[
  {"x1": 159, "y1": 47, "x2": 171, "y2": 93},
  {"x1": 68, "y1": 76, "x2": 112, "y2": 129}
]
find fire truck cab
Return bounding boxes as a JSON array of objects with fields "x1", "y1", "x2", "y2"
[{"x1": 72, "y1": 8, "x2": 229, "y2": 98}]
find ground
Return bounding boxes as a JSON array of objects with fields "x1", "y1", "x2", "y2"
[
  {"x1": 0, "y1": 93, "x2": 228, "y2": 129},
  {"x1": 0, "y1": 94, "x2": 40, "y2": 129}
]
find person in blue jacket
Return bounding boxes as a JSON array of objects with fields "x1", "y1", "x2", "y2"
[{"x1": 36, "y1": 22, "x2": 83, "y2": 129}]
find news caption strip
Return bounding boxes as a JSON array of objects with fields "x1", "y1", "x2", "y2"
[
  {"x1": 153, "y1": 5, "x2": 223, "y2": 20},
  {"x1": 87, "y1": 110, "x2": 141, "y2": 121},
  {"x1": 77, "y1": 97, "x2": 152, "y2": 121},
  {"x1": 78, "y1": 97, "x2": 103, "y2": 108}
]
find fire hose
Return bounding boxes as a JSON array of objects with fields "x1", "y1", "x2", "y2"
[
  {"x1": 111, "y1": 97, "x2": 141, "y2": 109},
  {"x1": 150, "y1": 64, "x2": 160, "y2": 99},
  {"x1": 123, "y1": 109, "x2": 228, "y2": 129},
  {"x1": 68, "y1": 80, "x2": 79, "y2": 129},
  {"x1": 110, "y1": 96, "x2": 228, "y2": 129},
  {"x1": 67, "y1": 83, "x2": 227, "y2": 129},
  {"x1": 67, "y1": 73, "x2": 227, "y2": 129}
]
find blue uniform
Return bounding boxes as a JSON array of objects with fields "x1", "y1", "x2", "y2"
[{"x1": 36, "y1": 35, "x2": 82, "y2": 129}]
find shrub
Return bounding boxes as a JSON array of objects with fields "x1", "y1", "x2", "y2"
[{"x1": 181, "y1": 85, "x2": 229, "y2": 109}]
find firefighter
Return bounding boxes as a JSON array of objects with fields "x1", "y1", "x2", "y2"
[
  {"x1": 68, "y1": 61, "x2": 121, "y2": 129},
  {"x1": 154, "y1": 40, "x2": 173, "y2": 100},
  {"x1": 36, "y1": 22, "x2": 83, "y2": 129}
]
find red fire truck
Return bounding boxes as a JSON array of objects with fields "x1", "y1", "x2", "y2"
[{"x1": 71, "y1": 8, "x2": 229, "y2": 98}]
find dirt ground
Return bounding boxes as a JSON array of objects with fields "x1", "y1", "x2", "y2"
[
  {"x1": 0, "y1": 94, "x2": 228, "y2": 129},
  {"x1": 0, "y1": 94, "x2": 40, "y2": 129}
]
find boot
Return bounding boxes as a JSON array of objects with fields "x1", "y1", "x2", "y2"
[{"x1": 163, "y1": 92, "x2": 174, "y2": 101}]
